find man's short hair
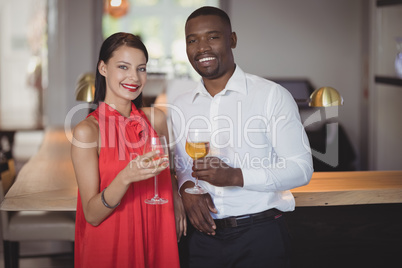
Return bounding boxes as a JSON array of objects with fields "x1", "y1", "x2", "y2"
[{"x1": 186, "y1": 6, "x2": 232, "y2": 31}]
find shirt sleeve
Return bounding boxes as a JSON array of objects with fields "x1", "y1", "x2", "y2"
[
  {"x1": 170, "y1": 104, "x2": 195, "y2": 191},
  {"x1": 242, "y1": 84, "x2": 314, "y2": 192}
]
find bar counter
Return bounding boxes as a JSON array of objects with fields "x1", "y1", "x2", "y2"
[
  {"x1": 294, "y1": 170, "x2": 402, "y2": 206},
  {"x1": 1, "y1": 128, "x2": 402, "y2": 211},
  {"x1": 1, "y1": 128, "x2": 77, "y2": 211}
]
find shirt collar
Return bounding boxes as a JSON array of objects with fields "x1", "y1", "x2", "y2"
[{"x1": 191, "y1": 65, "x2": 248, "y2": 103}]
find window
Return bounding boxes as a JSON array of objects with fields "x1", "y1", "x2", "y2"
[
  {"x1": 0, "y1": 0, "x2": 47, "y2": 129},
  {"x1": 102, "y1": 0, "x2": 220, "y2": 79}
]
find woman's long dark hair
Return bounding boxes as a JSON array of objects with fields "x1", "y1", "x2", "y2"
[{"x1": 93, "y1": 32, "x2": 149, "y2": 109}]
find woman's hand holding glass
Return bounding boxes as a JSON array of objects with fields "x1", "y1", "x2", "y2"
[{"x1": 121, "y1": 149, "x2": 168, "y2": 185}]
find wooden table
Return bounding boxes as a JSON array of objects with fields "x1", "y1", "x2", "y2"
[
  {"x1": 1, "y1": 128, "x2": 77, "y2": 211},
  {"x1": 293, "y1": 170, "x2": 402, "y2": 206},
  {"x1": 1, "y1": 127, "x2": 402, "y2": 211}
]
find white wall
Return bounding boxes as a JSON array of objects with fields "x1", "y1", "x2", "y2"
[
  {"x1": 229, "y1": 0, "x2": 365, "y2": 169},
  {"x1": 46, "y1": 0, "x2": 102, "y2": 128}
]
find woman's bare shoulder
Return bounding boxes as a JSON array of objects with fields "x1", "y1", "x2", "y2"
[{"x1": 72, "y1": 116, "x2": 99, "y2": 145}]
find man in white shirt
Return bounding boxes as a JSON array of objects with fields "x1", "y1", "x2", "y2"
[{"x1": 171, "y1": 6, "x2": 313, "y2": 268}]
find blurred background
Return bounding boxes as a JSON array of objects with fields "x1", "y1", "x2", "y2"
[
  {"x1": 0, "y1": 0, "x2": 401, "y2": 172},
  {"x1": 0, "y1": 1, "x2": 401, "y2": 267}
]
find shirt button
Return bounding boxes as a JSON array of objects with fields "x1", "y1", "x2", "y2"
[{"x1": 217, "y1": 191, "x2": 222, "y2": 195}]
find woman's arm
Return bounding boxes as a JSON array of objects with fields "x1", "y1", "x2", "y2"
[{"x1": 71, "y1": 116, "x2": 166, "y2": 226}]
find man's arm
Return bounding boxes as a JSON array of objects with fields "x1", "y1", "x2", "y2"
[
  {"x1": 180, "y1": 181, "x2": 217, "y2": 235},
  {"x1": 241, "y1": 84, "x2": 314, "y2": 192},
  {"x1": 192, "y1": 157, "x2": 243, "y2": 187},
  {"x1": 171, "y1": 105, "x2": 218, "y2": 235}
]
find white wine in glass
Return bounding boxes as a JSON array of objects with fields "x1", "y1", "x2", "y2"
[
  {"x1": 143, "y1": 135, "x2": 169, "y2": 204},
  {"x1": 185, "y1": 128, "x2": 210, "y2": 194}
]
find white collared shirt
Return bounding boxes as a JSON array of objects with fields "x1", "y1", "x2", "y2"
[{"x1": 171, "y1": 66, "x2": 313, "y2": 219}]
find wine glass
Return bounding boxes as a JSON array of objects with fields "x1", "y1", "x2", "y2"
[
  {"x1": 185, "y1": 128, "x2": 210, "y2": 194},
  {"x1": 143, "y1": 135, "x2": 169, "y2": 204}
]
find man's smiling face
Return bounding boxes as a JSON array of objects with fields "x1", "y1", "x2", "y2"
[{"x1": 185, "y1": 14, "x2": 236, "y2": 80}]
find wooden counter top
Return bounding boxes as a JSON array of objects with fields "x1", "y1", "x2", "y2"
[
  {"x1": 292, "y1": 170, "x2": 402, "y2": 206},
  {"x1": 1, "y1": 128, "x2": 77, "y2": 211},
  {"x1": 1, "y1": 128, "x2": 401, "y2": 211}
]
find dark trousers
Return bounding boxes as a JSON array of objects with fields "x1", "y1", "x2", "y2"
[{"x1": 181, "y1": 215, "x2": 292, "y2": 268}]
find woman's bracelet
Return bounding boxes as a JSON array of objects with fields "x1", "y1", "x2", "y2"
[{"x1": 101, "y1": 187, "x2": 120, "y2": 209}]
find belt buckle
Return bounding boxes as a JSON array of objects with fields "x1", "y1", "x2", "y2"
[
  {"x1": 226, "y1": 217, "x2": 238, "y2": 228},
  {"x1": 234, "y1": 215, "x2": 252, "y2": 227}
]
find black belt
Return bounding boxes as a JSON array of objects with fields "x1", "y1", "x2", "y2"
[{"x1": 214, "y1": 208, "x2": 282, "y2": 229}]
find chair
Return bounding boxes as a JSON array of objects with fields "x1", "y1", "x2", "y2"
[{"x1": 0, "y1": 159, "x2": 76, "y2": 268}]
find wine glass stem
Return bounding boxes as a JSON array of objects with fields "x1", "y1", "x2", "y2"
[
  {"x1": 154, "y1": 176, "x2": 159, "y2": 198},
  {"x1": 195, "y1": 177, "x2": 199, "y2": 188}
]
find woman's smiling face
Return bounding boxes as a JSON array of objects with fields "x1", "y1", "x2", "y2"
[{"x1": 99, "y1": 45, "x2": 147, "y2": 103}]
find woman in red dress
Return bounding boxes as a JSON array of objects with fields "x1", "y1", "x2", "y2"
[{"x1": 71, "y1": 32, "x2": 185, "y2": 268}]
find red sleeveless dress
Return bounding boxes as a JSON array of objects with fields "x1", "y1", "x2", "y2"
[{"x1": 74, "y1": 102, "x2": 180, "y2": 268}]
